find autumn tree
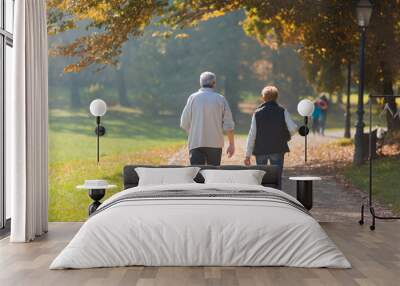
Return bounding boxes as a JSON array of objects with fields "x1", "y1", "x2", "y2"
[
  {"x1": 241, "y1": 0, "x2": 400, "y2": 130},
  {"x1": 47, "y1": 0, "x2": 400, "y2": 130}
]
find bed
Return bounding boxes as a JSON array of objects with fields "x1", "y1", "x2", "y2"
[{"x1": 50, "y1": 165, "x2": 350, "y2": 269}]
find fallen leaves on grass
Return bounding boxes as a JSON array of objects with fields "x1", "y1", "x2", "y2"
[{"x1": 285, "y1": 134, "x2": 354, "y2": 175}]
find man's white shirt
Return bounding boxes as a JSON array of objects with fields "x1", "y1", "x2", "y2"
[{"x1": 180, "y1": 88, "x2": 235, "y2": 150}]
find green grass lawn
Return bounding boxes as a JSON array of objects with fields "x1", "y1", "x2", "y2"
[
  {"x1": 49, "y1": 107, "x2": 186, "y2": 221},
  {"x1": 341, "y1": 156, "x2": 400, "y2": 213},
  {"x1": 49, "y1": 102, "x2": 398, "y2": 221}
]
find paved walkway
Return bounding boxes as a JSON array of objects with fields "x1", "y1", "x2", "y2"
[{"x1": 169, "y1": 132, "x2": 393, "y2": 222}]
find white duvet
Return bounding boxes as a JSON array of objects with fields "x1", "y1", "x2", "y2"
[{"x1": 50, "y1": 183, "x2": 351, "y2": 269}]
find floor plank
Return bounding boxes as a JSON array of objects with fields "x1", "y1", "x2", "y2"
[{"x1": 0, "y1": 222, "x2": 399, "y2": 286}]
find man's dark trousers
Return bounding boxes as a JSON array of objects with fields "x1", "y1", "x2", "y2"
[{"x1": 189, "y1": 147, "x2": 222, "y2": 166}]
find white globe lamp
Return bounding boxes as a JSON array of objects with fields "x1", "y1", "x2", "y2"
[
  {"x1": 297, "y1": 99, "x2": 315, "y2": 117},
  {"x1": 297, "y1": 99, "x2": 315, "y2": 163},
  {"x1": 89, "y1": 99, "x2": 107, "y2": 164},
  {"x1": 90, "y1": 99, "x2": 107, "y2": 117}
]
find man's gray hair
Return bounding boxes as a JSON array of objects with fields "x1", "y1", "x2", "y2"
[{"x1": 200, "y1": 72, "x2": 216, "y2": 88}]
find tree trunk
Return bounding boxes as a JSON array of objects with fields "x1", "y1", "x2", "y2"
[
  {"x1": 70, "y1": 74, "x2": 81, "y2": 109},
  {"x1": 381, "y1": 63, "x2": 400, "y2": 131},
  {"x1": 337, "y1": 91, "x2": 343, "y2": 106},
  {"x1": 116, "y1": 67, "x2": 129, "y2": 107},
  {"x1": 224, "y1": 73, "x2": 239, "y2": 119}
]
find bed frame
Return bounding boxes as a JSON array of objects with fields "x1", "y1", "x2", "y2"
[{"x1": 123, "y1": 165, "x2": 281, "y2": 190}]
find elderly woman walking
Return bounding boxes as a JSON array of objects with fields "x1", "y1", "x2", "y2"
[
  {"x1": 244, "y1": 86, "x2": 297, "y2": 188},
  {"x1": 180, "y1": 72, "x2": 235, "y2": 166}
]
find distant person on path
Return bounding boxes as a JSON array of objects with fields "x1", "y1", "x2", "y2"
[
  {"x1": 312, "y1": 101, "x2": 321, "y2": 134},
  {"x1": 244, "y1": 86, "x2": 297, "y2": 188},
  {"x1": 317, "y1": 95, "x2": 329, "y2": 135},
  {"x1": 180, "y1": 72, "x2": 235, "y2": 166}
]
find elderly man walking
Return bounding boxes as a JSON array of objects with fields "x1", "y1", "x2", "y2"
[{"x1": 180, "y1": 72, "x2": 235, "y2": 166}]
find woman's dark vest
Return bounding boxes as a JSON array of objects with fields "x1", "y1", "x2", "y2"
[{"x1": 253, "y1": 101, "x2": 291, "y2": 155}]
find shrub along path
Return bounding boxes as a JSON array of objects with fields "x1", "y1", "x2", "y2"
[{"x1": 169, "y1": 131, "x2": 394, "y2": 222}]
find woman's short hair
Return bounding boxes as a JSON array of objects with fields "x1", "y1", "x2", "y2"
[
  {"x1": 200, "y1": 72, "x2": 216, "y2": 88},
  {"x1": 261, "y1": 86, "x2": 279, "y2": 101}
]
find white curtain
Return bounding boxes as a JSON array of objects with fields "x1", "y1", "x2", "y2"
[{"x1": 7, "y1": 0, "x2": 49, "y2": 242}]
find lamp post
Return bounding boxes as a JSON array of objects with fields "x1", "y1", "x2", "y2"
[
  {"x1": 297, "y1": 99, "x2": 315, "y2": 163},
  {"x1": 354, "y1": 0, "x2": 373, "y2": 165},
  {"x1": 89, "y1": 99, "x2": 107, "y2": 164},
  {"x1": 344, "y1": 61, "x2": 352, "y2": 138}
]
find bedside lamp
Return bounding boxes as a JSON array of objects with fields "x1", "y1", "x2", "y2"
[
  {"x1": 297, "y1": 99, "x2": 315, "y2": 163},
  {"x1": 89, "y1": 99, "x2": 107, "y2": 164}
]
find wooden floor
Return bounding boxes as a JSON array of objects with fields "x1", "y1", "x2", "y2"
[{"x1": 0, "y1": 222, "x2": 399, "y2": 286}]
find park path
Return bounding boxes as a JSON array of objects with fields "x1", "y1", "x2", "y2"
[{"x1": 168, "y1": 132, "x2": 393, "y2": 222}]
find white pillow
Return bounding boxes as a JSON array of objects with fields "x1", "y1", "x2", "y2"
[
  {"x1": 135, "y1": 167, "x2": 200, "y2": 186},
  {"x1": 200, "y1": 169, "x2": 266, "y2": 185}
]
